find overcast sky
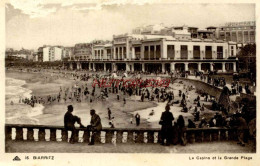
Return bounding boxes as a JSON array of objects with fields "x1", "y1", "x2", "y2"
[{"x1": 5, "y1": 0, "x2": 255, "y2": 50}]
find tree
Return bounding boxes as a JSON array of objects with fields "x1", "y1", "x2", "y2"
[{"x1": 237, "y1": 43, "x2": 256, "y2": 73}]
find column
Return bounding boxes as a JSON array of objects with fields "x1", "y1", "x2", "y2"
[
  {"x1": 93, "y1": 63, "x2": 96, "y2": 72},
  {"x1": 103, "y1": 49, "x2": 105, "y2": 60},
  {"x1": 126, "y1": 39, "x2": 129, "y2": 59},
  {"x1": 126, "y1": 63, "x2": 130, "y2": 72},
  {"x1": 104, "y1": 63, "x2": 106, "y2": 71},
  {"x1": 212, "y1": 45, "x2": 217, "y2": 59},
  {"x1": 184, "y1": 63, "x2": 188, "y2": 71},
  {"x1": 112, "y1": 63, "x2": 115, "y2": 71},
  {"x1": 130, "y1": 63, "x2": 134, "y2": 72},
  {"x1": 162, "y1": 63, "x2": 165, "y2": 73},
  {"x1": 222, "y1": 62, "x2": 226, "y2": 72},
  {"x1": 198, "y1": 62, "x2": 202, "y2": 72},
  {"x1": 117, "y1": 47, "x2": 120, "y2": 59},
  {"x1": 114, "y1": 63, "x2": 117, "y2": 71},
  {"x1": 141, "y1": 45, "x2": 144, "y2": 60},
  {"x1": 89, "y1": 63, "x2": 91, "y2": 70},
  {"x1": 69, "y1": 63, "x2": 73, "y2": 70},
  {"x1": 210, "y1": 63, "x2": 214, "y2": 71},
  {"x1": 77, "y1": 62, "x2": 81, "y2": 70},
  {"x1": 175, "y1": 44, "x2": 181, "y2": 59},
  {"x1": 121, "y1": 47, "x2": 124, "y2": 59},
  {"x1": 188, "y1": 44, "x2": 193, "y2": 60},
  {"x1": 142, "y1": 63, "x2": 145, "y2": 72},
  {"x1": 233, "y1": 45, "x2": 237, "y2": 56},
  {"x1": 233, "y1": 62, "x2": 237, "y2": 72},
  {"x1": 131, "y1": 47, "x2": 135, "y2": 59},
  {"x1": 148, "y1": 46, "x2": 150, "y2": 60},
  {"x1": 113, "y1": 47, "x2": 116, "y2": 59},
  {"x1": 161, "y1": 39, "x2": 167, "y2": 59},
  {"x1": 201, "y1": 44, "x2": 205, "y2": 59},
  {"x1": 154, "y1": 45, "x2": 156, "y2": 59},
  {"x1": 170, "y1": 62, "x2": 175, "y2": 72}
]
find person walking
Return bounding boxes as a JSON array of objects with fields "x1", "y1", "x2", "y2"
[
  {"x1": 159, "y1": 105, "x2": 174, "y2": 146},
  {"x1": 64, "y1": 105, "x2": 85, "y2": 144}
]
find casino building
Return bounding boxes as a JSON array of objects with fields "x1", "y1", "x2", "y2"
[{"x1": 67, "y1": 25, "x2": 239, "y2": 73}]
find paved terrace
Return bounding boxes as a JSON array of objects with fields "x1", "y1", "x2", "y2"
[
  {"x1": 5, "y1": 124, "x2": 256, "y2": 153},
  {"x1": 6, "y1": 141, "x2": 255, "y2": 153}
]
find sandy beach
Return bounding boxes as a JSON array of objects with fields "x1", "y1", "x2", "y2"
[{"x1": 6, "y1": 70, "x2": 218, "y2": 128}]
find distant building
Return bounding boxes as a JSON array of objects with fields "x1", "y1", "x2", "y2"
[
  {"x1": 62, "y1": 47, "x2": 74, "y2": 60},
  {"x1": 73, "y1": 43, "x2": 93, "y2": 60},
  {"x1": 37, "y1": 46, "x2": 63, "y2": 62},
  {"x1": 32, "y1": 52, "x2": 38, "y2": 62},
  {"x1": 5, "y1": 48, "x2": 34, "y2": 60},
  {"x1": 217, "y1": 21, "x2": 255, "y2": 46}
]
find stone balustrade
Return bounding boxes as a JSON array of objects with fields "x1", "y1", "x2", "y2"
[{"x1": 5, "y1": 124, "x2": 240, "y2": 144}]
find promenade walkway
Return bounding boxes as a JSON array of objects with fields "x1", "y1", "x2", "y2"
[{"x1": 6, "y1": 141, "x2": 255, "y2": 153}]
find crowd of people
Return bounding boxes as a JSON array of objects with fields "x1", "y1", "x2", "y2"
[{"x1": 7, "y1": 67, "x2": 255, "y2": 147}]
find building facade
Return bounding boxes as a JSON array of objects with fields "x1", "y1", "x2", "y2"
[
  {"x1": 5, "y1": 48, "x2": 34, "y2": 60},
  {"x1": 73, "y1": 43, "x2": 93, "y2": 60},
  {"x1": 62, "y1": 47, "x2": 74, "y2": 60},
  {"x1": 217, "y1": 21, "x2": 255, "y2": 46},
  {"x1": 37, "y1": 46, "x2": 63, "y2": 62},
  {"x1": 67, "y1": 33, "x2": 238, "y2": 73}
]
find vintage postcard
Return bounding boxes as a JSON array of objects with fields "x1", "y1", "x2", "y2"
[{"x1": 0, "y1": 0, "x2": 259, "y2": 166}]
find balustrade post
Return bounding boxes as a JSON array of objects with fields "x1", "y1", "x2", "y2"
[
  {"x1": 203, "y1": 131, "x2": 211, "y2": 142},
  {"x1": 228, "y1": 129, "x2": 238, "y2": 141},
  {"x1": 135, "y1": 131, "x2": 144, "y2": 143},
  {"x1": 147, "y1": 131, "x2": 154, "y2": 143},
  {"x1": 74, "y1": 130, "x2": 79, "y2": 143},
  {"x1": 27, "y1": 128, "x2": 34, "y2": 141},
  {"x1": 212, "y1": 130, "x2": 218, "y2": 141},
  {"x1": 15, "y1": 127, "x2": 23, "y2": 141},
  {"x1": 38, "y1": 128, "x2": 46, "y2": 141},
  {"x1": 187, "y1": 131, "x2": 195, "y2": 143},
  {"x1": 157, "y1": 131, "x2": 162, "y2": 144},
  {"x1": 127, "y1": 131, "x2": 134, "y2": 143},
  {"x1": 105, "y1": 131, "x2": 114, "y2": 144},
  {"x1": 93, "y1": 132, "x2": 101, "y2": 144},
  {"x1": 5, "y1": 126, "x2": 12, "y2": 141},
  {"x1": 195, "y1": 131, "x2": 203, "y2": 142},
  {"x1": 61, "y1": 129, "x2": 68, "y2": 142},
  {"x1": 50, "y1": 129, "x2": 57, "y2": 141},
  {"x1": 116, "y1": 131, "x2": 124, "y2": 143},
  {"x1": 83, "y1": 130, "x2": 90, "y2": 143}
]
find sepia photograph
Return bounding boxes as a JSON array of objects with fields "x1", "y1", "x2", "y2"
[{"x1": 3, "y1": 0, "x2": 257, "y2": 155}]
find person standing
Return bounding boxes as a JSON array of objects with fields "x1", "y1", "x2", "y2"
[
  {"x1": 107, "y1": 108, "x2": 112, "y2": 120},
  {"x1": 135, "y1": 113, "x2": 141, "y2": 126},
  {"x1": 64, "y1": 105, "x2": 85, "y2": 144},
  {"x1": 159, "y1": 105, "x2": 174, "y2": 146},
  {"x1": 88, "y1": 109, "x2": 102, "y2": 145},
  {"x1": 177, "y1": 115, "x2": 186, "y2": 145},
  {"x1": 235, "y1": 113, "x2": 248, "y2": 147}
]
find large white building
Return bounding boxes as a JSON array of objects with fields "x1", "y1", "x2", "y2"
[
  {"x1": 67, "y1": 33, "x2": 238, "y2": 73},
  {"x1": 41, "y1": 46, "x2": 63, "y2": 62}
]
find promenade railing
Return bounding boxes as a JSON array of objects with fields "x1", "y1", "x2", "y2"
[{"x1": 5, "y1": 124, "x2": 240, "y2": 144}]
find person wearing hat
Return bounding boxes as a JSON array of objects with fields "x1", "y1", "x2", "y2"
[
  {"x1": 159, "y1": 104, "x2": 174, "y2": 146},
  {"x1": 64, "y1": 105, "x2": 85, "y2": 144}
]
